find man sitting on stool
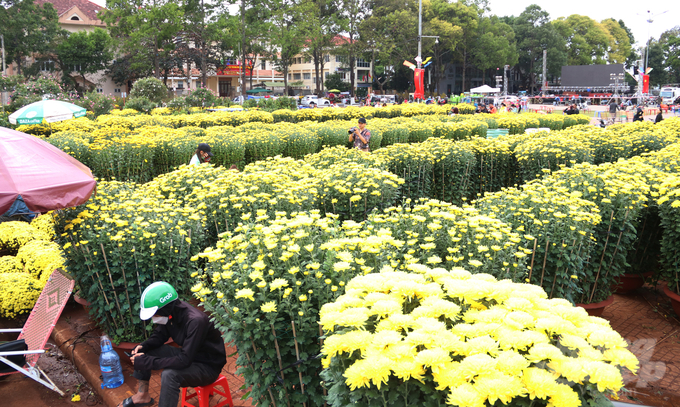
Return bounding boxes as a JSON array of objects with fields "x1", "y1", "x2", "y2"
[{"x1": 117, "y1": 282, "x2": 227, "y2": 407}]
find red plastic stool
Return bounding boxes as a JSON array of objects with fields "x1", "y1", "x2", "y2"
[{"x1": 180, "y1": 374, "x2": 234, "y2": 407}]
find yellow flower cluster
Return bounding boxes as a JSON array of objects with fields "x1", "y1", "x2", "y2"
[
  {"x1": 0, "y1": 215, "x2": 65, "y2": 318},
  {"x1": 320, "y1": 264, "x2": 638, "y2": 406}
]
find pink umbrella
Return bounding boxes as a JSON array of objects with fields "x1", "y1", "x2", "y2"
[{"x1": 0, "y1": 127, "x2": 96, "y2": 214}]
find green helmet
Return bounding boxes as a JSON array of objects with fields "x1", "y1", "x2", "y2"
[{"x1": 140, "y1": 281, "x2": 178, "y2": 320}]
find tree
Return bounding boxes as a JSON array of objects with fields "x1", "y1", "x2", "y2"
[
  {"x1": 324, "y1": 72, "x2": 350, "y2": 92},
  {"x1": 297, "y1": 0, "x2": 342, "y2": 94},
  {"x1": 646, "y1": 39, "x2": 666, "y2": 86},
  {"x1": 599, "y1": 19, "x2": 632, "y2": 65},
  {"x1": 337, "y1": 0, "x2": 370, "y2": 95},
  {"x1": 56, "y1": 28, "x2": 114, "y2": 94},
  {"x1": 177, "y1": 0, "x2": 232, "y2": 87},
  {"x1": 358, "y1": 0, "x2": 419, "y2": 93},
  {"x1": 448, "y1": 1, "x2": 479, "y2": 92},
  {"x1": 616, "y1": 19, "x2": 639, "y2": 67},
  {"x1": 106, "y1": 55, "x2": 153, "y2": 89},
  {"x1": 269, "y1": 0, "x2": 305, "y2": 96},
  {"x1": 230, "y1": 0, "x2": 272, "y2": 95},
  {"x1": 552, "y1": 15, "x2": 610, "y2": 65},
  {"x1": 101, "y1": 0, "x2": 183, "y2": 79},
  {"x1": 662, "y1": 28, "x2": 680, "y2": 84},
  {"x1": 507, "y1": 5, "x2": 566, "y2": 93},
  {"x1": 0, "y1": 0, "x2": 63, "y2": 75},
  {"x1": 471, "y1": 15, "x2": 517, "y2": 87}
]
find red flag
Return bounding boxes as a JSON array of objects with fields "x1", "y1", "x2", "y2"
[
  {"x1": 642, "y1": 75, "x2": 650, "y2": 94},
  {"x1": 414, "y1": 69, "x2": 424, "y2": 100}
]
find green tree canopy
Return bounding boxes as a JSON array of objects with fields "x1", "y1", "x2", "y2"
[
  {"x1": 101, "y1": 0, "x2": 183, "y2": 79},
  {"x1": 0, "y1": 0, "x2": 63, "y2": 74},
  {"x1": 506, "y1": 5, "x2": 566, "y2": 93},
  {"x1": 552, "y1": 15, "x2": 610, "y2": 65},
  {"x1": 600, "y1": 19, "x2": 632, "y2": 64},
  {"x1": 56, "y1": 28, "x2": 114, "y2": 93}
]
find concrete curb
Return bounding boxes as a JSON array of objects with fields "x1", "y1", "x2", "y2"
[{"x1": 51, "y1": 317, "x2": 138, "y2": 407}]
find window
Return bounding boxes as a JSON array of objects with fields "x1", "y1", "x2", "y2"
[
  {"x1": 303, "y1": 73, "x2": 311, "y2": 80},
  {"x1": 96, "y1": 88, "x2": 103, "y2": 93},
  {"x1": 293, "y1": 73, "x2": 301, "y2": 80},
  {"x1": 356, "y1": 58, "x2": 370, "y2": 68},
  {"x1": 324, "y1": 72, "x2": 329, "y2": 78},
  {"x1": 288, "y1": 73, "x2": 292, "y2": 80},
  {"x1": 335, "y1": 55, "x2": 342, "y2": 62},
  {"x1": 70, "y1": 15, "x2": 80, "y2": 21},
  {"x1": 70, "y1": 64, "x2": 82, "y2": 72},
  {"x1": 177, "y1": 82, "x2": 184, "y2": 89},
  {"x1": 114, "y1": 88, "x2": 121, "y2": 93},
  {"x1": 40, "y1": 60, "x2": 54, "y2": 72},
  {"x1": 293, "y1": 57, "x2": 303, "y2": 65},
  {"x1": 305, "y1": 57, "x2": 311, "y2": 64},
  {"x1": 261, "y1": 61, "x2": 266, "y2": 70},
  {"x1": 324, "y1": 54, "x2": 330, "y2": 63}
]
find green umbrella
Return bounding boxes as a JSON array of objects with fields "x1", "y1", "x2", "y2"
[
  {"x1": 9, "y1": 100, "x2": 87, "y2": 125},
  {"x1": 246, "y1": 88, "x2": 272, "y2": 94},
  {"x1": 328, "y1": 89, "x2": 341, "y2": 93}
]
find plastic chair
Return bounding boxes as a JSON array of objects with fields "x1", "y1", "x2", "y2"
[
  {"x1": 180, "y1": 374, "x2": 234, "y2": 407},
  {"x1": 0, "y1": 269, "x2": 75, "y2": 396}
]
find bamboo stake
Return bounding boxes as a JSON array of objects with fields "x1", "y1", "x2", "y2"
[
  {"x1": 319, "y1": 326, "x2": 327, "y2": 406},
  {"x1": 100, "y1": 243, "x2": 124, "y2": 332},
  {"x1": 291, "y1": 322, "x2": 306, "y2": 407},
  {"x1": 549, "y1": 240, "x2": 565, "y2": 298},
  {"x1": 132, "y1": 246, "x2": 148, "y2": 338},
  {"x1": 117, "y1": 252, "x2": 136, "y2": 327},
  {"x1": 528, "y1": 238, "x2": 538, "y2": 281},
  {"x1": 244, "y1": 348, "x2": 276, "y2": 407},
  {"x1": 603, "y1": 209, "x2": 630, "y2": 280},
  {"x1": 588, "y1": 211, "x2": 615, "y2": 303},
  {"x1": 83, "y1": 246, "x2": 120, "y2": 332},
  {"x1": 539, "y1": 238, "x2": 550, "y2": 287},
  {"x1": 271, "y1": 324, "x2": 291, "y2": 407}
]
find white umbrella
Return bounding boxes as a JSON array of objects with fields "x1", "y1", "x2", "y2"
[{"x1": 9, "y1": 100, "x2": 87, "y2": 125}]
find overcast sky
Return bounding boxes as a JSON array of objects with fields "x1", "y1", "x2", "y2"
[
  {"x1": 90, "y1": 0, "x2": 678, "y2": 48},
  {"x1": 488, "y1": 0, "x2": 679, "y2": 47}
]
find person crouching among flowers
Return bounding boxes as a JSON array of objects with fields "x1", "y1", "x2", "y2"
[{"x1": 189, "y1": 143, "x2": 213, "y2": 165}]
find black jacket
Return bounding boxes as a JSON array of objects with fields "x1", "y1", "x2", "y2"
[
  {"x1": 135, "y1": 300, "x2": 226, "y2": 372},
  {"x1": 655, "y1": 113, "x2": 664, "y2": 124}
]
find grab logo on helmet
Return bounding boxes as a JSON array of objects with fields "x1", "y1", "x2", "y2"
[{"x1": 159, "y1": 293, "x2": 174, "y2": 303}]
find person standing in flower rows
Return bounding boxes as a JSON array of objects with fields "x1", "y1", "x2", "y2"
[{"x1": 349, "y1": 117, "x2": 371, "y2": 152}]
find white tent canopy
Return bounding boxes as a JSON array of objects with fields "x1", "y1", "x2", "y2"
[{"x1": 470, "y1": 85, "x2": 501, "y2": 93}]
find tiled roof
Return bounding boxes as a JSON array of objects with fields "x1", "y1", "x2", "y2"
[{"x1": 35, "y1": 0, "x2": 103, "y2": 21}]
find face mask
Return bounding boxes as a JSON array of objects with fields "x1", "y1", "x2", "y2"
[{"x1": 152, "y1": 316, "x2": 169, "y2": 325}]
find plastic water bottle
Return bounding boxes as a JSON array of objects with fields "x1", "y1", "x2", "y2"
[{"x1": 99, "y1": 335, "x2": 124, "y2": 389}]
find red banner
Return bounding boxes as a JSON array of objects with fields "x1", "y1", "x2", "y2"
[
  {"x1": 414, "y1": 68, "x2": 424, "y2": 100},
  {"x1": 642, "y1": 75, "x2": 650, "y2": 94},
  {"x1": 217, "y1": 63, "x2": 253, "y2": 76}
]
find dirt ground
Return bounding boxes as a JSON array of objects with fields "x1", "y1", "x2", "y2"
[{"x1": 0, "y1": 339, "x2": 101, "y2": 406}]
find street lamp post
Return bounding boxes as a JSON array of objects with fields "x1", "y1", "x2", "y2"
[{"x1": 644, "y1": 10, "x2": 668, "y2": 74}]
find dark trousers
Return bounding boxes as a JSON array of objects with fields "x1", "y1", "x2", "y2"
[{"x1": 133, "y1": 345, "x2": 221, "y2": 407}]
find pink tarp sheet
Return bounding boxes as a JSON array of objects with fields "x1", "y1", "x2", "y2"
[{"x1": 0, "y1": 127, "x2": 96, "y2": 214}]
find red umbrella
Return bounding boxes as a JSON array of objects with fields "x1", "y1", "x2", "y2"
[{"x1": 0, "y1": 127, "x2": 96, "y2": 214}]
